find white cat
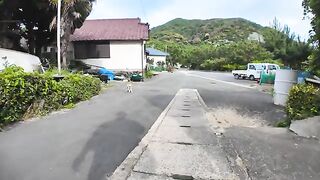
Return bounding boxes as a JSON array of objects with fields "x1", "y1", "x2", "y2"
[{"x1": 127, "y1": 80, "x2": 133, "y2": 93}]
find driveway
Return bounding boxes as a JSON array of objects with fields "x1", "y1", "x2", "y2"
[{"x1": 0, "y1": 70, "x2": 285, "y2": 180}]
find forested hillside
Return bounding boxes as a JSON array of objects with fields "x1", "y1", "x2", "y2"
[{"x1": 148, "y1": 18, "x2": 312, "y2": 71}]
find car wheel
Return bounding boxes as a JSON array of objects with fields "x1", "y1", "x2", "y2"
[
  {"x1": 234, "y1": 74, "x2": 240, "y2": 79},
  {"x1": 249, "y1": 75, "x2": 255, "y2": 81}
]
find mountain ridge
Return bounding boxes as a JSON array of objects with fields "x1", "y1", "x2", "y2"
[{"x1": 150, "y1": 17, "x2": 267, "y2": 44}]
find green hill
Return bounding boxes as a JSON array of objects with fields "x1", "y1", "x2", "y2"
[
  {"x1": 148, "y1": 18, "x2": 310, "y2": 71},
  {"x1": 151, "y1": 18, "x2": 266, "y2": 43}
]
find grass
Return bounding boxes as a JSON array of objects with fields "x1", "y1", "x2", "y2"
[
  {"x1": 144, "y1": 70, "x2": 155, "y2": 79},
  {"x1": 64, "y1": 103, "x2": 76, "y2": 109},
  {"x1": 275, "y1": 119, "x2": 291, "y2": 128}
]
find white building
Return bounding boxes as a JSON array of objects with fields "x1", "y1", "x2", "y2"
[
  {"x1": 146, "y1": 48, "x2": 169, "y2": 67},
  {"x1": 70, "y1": 18, "x2": 149, "y2": 71}
]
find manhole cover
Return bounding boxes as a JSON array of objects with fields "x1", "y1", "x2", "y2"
[{"x1": 176, "y1": 142, "x2": 193, "y2": 146}]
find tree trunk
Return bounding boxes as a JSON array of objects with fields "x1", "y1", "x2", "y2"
[
  {"x1": 26, "y1": 23, "x2": 37, "y2": 55},
  {"x1": 61, "y1": 17, "x2": 72, "y2": 69}
]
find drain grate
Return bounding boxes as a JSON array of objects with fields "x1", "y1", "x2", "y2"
[
  {"x1": 176, "y1": 142, "x2": 193, "y2": 146},
  {"x1": 180, "y1": 125, "x2": 191, "y2": 128},
  {"x1": 171, "y1": 174, "x2": 194, "y2": 180},
  {"x1": 181, "y1": 115, "x2": 191, "y2": 118}
]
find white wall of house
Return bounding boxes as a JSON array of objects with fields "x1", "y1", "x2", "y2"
[
  {"x1": 148, "y1": 55, "x2": 166, "y2": 66},
  {"x1": 73, "y1": 40, "x2": 146, "y2": 71}
]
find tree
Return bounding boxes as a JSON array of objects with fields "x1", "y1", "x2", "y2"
[
  {"x1": 262, "y1": 18, "x2": 311, "y2": 69},
  {"x1": 0, "y1": 0, "x2": 56, "y2": 55},
  {"x1": 303, "y1": 0, "x2": 320, "y2": 74},
  {"x1": 50, "y1": 0, "x2": 95, "y2": 69}
]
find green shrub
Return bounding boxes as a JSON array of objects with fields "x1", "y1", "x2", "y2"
[
  {"x1": 144, "y1": 70, "x2": 154, "y2": 79},
  {"x1": 276, "y1": 119, "x2": 291, "y2": 127},
  {"x1": 0, "y1": 66, "x2": 101, "y2": 127},
  {"x1": 286, "y1": 84, "x2": 320, "y2": 120}
]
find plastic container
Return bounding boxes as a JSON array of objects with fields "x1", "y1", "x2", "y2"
[{"x1": 274, "y1": 69, "x2": 298, "y2": 106}]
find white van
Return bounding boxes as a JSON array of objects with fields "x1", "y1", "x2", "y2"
[{"x1": 232, "y1": 63, "x2": 280, "y2": 80}]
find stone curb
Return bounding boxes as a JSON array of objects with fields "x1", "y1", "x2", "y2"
[{"x1": 107, "y1": 90, "x2": 179, "y2": 180}]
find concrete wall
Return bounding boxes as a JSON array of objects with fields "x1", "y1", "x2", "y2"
[
  {"x1": 73, "y1": 40, "x2": 146, "y2": 71},
  {"x1": 0, "y1": 48, "x2": 42, "y2": 72}
]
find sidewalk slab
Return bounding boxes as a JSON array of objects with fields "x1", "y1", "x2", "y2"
[
  {"x1": 221, "y1": 126, "x2": 320, "y2": 180},
  {"x1": 160, "y1": 114, "x2": 210, "y2": 127},
  {"x1": 152, "y1": 126, "x2": 218, "y2": 145},
  {"x1": 289, "y1": 116, "x2": 320, "y2": 139},
  {"x1": 128, "y1": 172, "x2": 173, "y2": 180},
  {"x1": 110, "y1": 89, "x2": 237, "y2": 180},
  {"x1": 132, "y1": 142, "x2": 235, "y2": 179}
]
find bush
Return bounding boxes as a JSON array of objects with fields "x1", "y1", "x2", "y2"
[
  {"x1": 144, "y1": 70, "x2": 154, "y2": 79},
  {"x1": 286, "y1": 84, "x2": 320, "y2": 120},
  {"x1": 0, "y1": 66, "x2": 101, "y2": 126}
]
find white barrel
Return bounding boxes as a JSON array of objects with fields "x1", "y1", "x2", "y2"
[{"x1": 274, "y1": 69, "x2": 298, "y2": 106}]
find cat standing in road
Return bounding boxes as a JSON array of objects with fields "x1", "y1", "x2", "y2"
[{"x1": 127, "y1": 79, "x2": 133, "y2": 93}]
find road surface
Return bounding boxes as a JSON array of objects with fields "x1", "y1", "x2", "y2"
[{"x1": 0, "y1": 70, "x2": 285, "y2": 180}]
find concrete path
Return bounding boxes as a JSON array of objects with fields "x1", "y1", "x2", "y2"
[
  {"x1": 110, "y1": 86, "x2": 320, "y2": 180},
  {"x1": 110, "y1": 89, "x2": 238, "y2": 179}
]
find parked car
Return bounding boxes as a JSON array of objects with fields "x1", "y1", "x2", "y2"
[
  {"x1": 232, "y1": 63, "x2": 280, "y2": 81},
  {"x1": 130, "y1": 72, "x2": 144, "y2": 82},
  {"x1": 114, "y1": 72, "x2": 126, "y2": 81}
]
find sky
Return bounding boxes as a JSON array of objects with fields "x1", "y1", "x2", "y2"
[{"x1": 88, "y1": 0, "x2": 312, "y2": 40}]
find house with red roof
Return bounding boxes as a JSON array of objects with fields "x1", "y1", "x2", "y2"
[{"x1": 70, "y1": 18, "x2": 149, "y2": 71}]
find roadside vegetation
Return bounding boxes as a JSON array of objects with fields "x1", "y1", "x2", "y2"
[
  {"x1": 0, "y1": 66, "x2": 101, "y2": 128},
  {"x1": 144, "y1": 70, "x2": 155, "y2": 79},
  {"x1": 287, "y1": 84, "x2": 320, "y2": 120},
  {"x1": 282, "y1": 0, "x2": 320, "y2": 123}
]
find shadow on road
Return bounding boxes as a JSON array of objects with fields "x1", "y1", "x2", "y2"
[{"x1": 72, "y1": 112, "x2": 145, "y2": 180}]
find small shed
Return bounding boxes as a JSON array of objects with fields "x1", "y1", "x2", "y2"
[{"x1": 146, "y1": 48, "x2": 169, "y2": 67}]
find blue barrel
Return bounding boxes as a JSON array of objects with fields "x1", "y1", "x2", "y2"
[{"x1": 297, "y1": 71, "x2": 311, "y2": 84}]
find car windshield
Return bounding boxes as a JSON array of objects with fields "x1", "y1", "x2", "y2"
[
  {"x1": 255, "y1": 64, "x2": 264, "y2": 70},
  {"x1": 0, "y1": 1, "x2": 318, "y2": 180}
]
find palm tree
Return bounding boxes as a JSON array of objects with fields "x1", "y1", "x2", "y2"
[{"x1": 50, "y1": 0, "x2": 95, "y2": 69}]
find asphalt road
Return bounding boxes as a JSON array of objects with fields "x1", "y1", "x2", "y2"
[{"x1": 0, "y1": 70, "x2": 285, "y2": 180}]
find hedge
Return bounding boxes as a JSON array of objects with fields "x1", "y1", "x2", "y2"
[
  {"x1": 286, "y1": 84, "x2": 320, "y2": 120},
  {"x1": 0, "y1": 66, "x2": 101, "y2": 126}
]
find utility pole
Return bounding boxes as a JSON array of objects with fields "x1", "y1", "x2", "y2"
[{"x1": 57, "y1": 0, "x2": 61, "y2": 74}]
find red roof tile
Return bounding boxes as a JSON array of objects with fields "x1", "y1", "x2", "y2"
[{"x1": 71, "y1": 18, "x2": 149, "y2": 41}]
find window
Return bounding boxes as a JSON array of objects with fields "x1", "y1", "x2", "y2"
[
  {"x1": 249, "y1": 65, "x2": 256, "y2": 70},
  {"x1": 74, "y1": 41, "x2": 110, "y2": 59},
  {"x1": 268, "y1": 65, "x2": 277, "y2": 70}
]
